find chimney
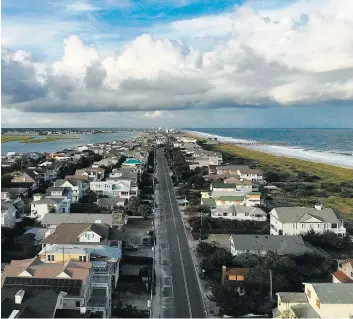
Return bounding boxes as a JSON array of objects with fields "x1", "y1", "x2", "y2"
[
  {"x1": 221, "y1": 265, "x2": 227, "y2": 284},
  {"x1": 33, "y1": 193, "x2": 42, "y2": 202},
  {"x1": 15, "y1": 289, "x2": 25, "y2": 304},
  {"x1": 315, "y1": 204, "x2": 322, "y2": 211}
]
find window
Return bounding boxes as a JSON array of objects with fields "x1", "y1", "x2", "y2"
[
  {"x1": 302, "y1": 224, "x2": 305, "y2": 228},
  {"x1": 76, "y1": 301, "x2": 80, "y2": 308},
  {"x1": 317, "y1": 224, "x2": 320, "y2": 228},
  {"x1": 245, "y1": 213, "x2": 249, "y2": 216},
  {"x1": 316, "y1": 299, "x2": 320, "y2": 309},
  {"x1": 47, "y1": 255, "x2": 54, "y2": 261},
  {"x1": 306, "y1": 288, "x2": 311, "y2": 298},
  {"x1": 47, "y1": 255, "x2": 51, "y2": 261}
]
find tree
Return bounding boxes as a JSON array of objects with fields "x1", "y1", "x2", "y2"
[
  {"x1": 79, "y1": 190, "x2": 97, "y2": 204},
  {"x1": 138, "y1": 204, "x2": 152, "y2": 219},
  {"x1": 126, "y1": 197, "x2": 143, "y2": 214},
  {"x1": 208, "y1": 284, "x2": 252, "y2": 316},
  {"x1": 48, "y1": 205, "x2": 56, "y2": 214}
]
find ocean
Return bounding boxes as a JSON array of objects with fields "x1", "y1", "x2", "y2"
[
  {"x1": 1, "y1": 132, "x2": 139, "y2": 155},
  {"x1": 186, "y1": 128, "x2": 353, "y2": 169}
]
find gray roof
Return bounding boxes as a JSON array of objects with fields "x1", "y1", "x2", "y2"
[
  {"x1": 311, "y1": 283, "x2": 353, "y2": 304},
  {"x1": 97, "y1": 197, "x2": 127, "y2": 207},
  {"x1": 277, "y1": 292, "x2": 307, "y2": 303},
  {"x1": 32, "y1": 198, "x2": 61, "y2": 205},
  {"x1": 231, "y1": 235, "x2": 313, "y2": 255},
  {"x1": 54, "y1": 179, "x2": 81, "y2": 187},
  {"x1": 290, "y1": 304, "x2": 320, "y2": 318},
  {"x1": 272, "y1": 207, "x2": 340, "y2": 223},
  {"x1": 41, "y1": 213, "x2": 113, "y2": 226}
]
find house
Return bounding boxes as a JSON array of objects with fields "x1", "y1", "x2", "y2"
[
  {"x1": 92, "y1": 157, "x2": 118, "y2": 168},
  {"x1": 216, "y1": 165, "x2": 246, "y2": 175},
  {"x1": 122, "y1": 158, "x2": 143, "y2": 169},
  {"x1": 1, "y1": 256, "x2": 110, "y2": 318},
  {"x1": 211, "y1": 205, "x2": 267, "y2": 221},
  {"x1": 90, "y1": 180, "x2": 138, "y2": 199},
  {"x1": 109, "y1": 167, "x2": 141, "y2": 182},
  {"x1": 30, "y1": 193, "x2": 71, "y2": 221},
  {"x1": 39, "y1": 223, "x2": 122, "y2": 290},
  {"x1": 1, "y1": 201, "x2": 17, "y2": 228},
  {"x1": 11, "y1": 170, "x2": 38, "y2": 184},
  {"x1": 332, "y1": 259, "x2": 353, "y2": 283},
  {"x1": 236, "y1": 167, "x2": 263, "y2": 183},
  {"x1": 269, "y1": 205, "x2": 346, "y2": 236},
  {"x1": 213, "y1": 192, "x2": 261, "y2": 207},
  {"x1": 1, "y1": 190, "x2": 26, "y2": 215},
  {"x1": 211, "y1": 181, "x2": 252, "y2": 194},
  {"x1": 229, "y1": 234, "x2": 313, "y2": 256},
  {"x1": 54, "y1": 179, "x2": 85, "y2": 203},
  {"x1": 75, "y1": 167, "x2": 105, "y2": 182},
  {"x1": 273, "y1": 283, "x2": 353, "y2": 318},
  {"x1": 1, "y1": 288, "x2": 67, "y2": 318},
  {"x1": 41, "y1": 211, "x2": 127, "y2": 230},
  {"x1": 96, "y1": 197, "x2": 127, "y2": 210},
  {"x1": 221, "y1": 266, "x2": 249, "y2": 296}
]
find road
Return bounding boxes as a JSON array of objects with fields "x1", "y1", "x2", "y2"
[{"x1": 154, "y1": 148, "x2": 206, "y2": 318}]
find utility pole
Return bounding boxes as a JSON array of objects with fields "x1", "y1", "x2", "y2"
[
  {"x1": 269, "y1": 269, "x2": 273, "y2": 301},
  {"x1": 199, "y1": 209, "x2": 203, "y2": 243}
]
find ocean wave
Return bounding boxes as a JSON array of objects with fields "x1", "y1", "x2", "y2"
[{"x1": 185, "y1": 130, "x2": 353, "y2": 169}]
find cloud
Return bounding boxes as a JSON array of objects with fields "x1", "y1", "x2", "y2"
[
  {"x1": 2, "y1": 0, "x2": 353, "y2": 114},
  {"x1": 144, "y1": 110, "x2": 164, "y2": 118}
]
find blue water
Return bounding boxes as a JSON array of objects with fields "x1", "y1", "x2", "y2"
[
  {"x1": 1, "y1": 132, "x2": 139, "y2": 155},
  {"x1": 188, "y1": 128, "x2": 353, "y2": 155}
]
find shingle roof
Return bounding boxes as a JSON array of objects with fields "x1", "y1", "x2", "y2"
[
  {"x1": 2, "y1": 257, "x2": 91, "y2": 283},
  {"x1": 311, "y1": 283, "x2": 353, "y2": 304},
  {"x1": 272, "y1": 207, "x2": 340, "y2": 223},
  {"x1": 97, "y1": 197, "x2": 127, "y2": 207},
  {"x1": 41, "y1": 223, "x2": 122, "y2": 245},
  {"x1": 290, "y1": 304, "x2": 320, "y2": 318},
  {"x1": 41, "y1": 213, "x2": 114, "y2": 226},
  {"x1": 277, "y1": 292, "x2": 307, "y2": 303},
  {"x1": 231, "y1": 235, "x2": 312, "y2": 255},
  {"x1": 201, "y1": 198, "x2": 216, "y2": 207},
  {"x1": 212, "y1": 182, "x2": 237, "y2": 189},
  {"x1": 332, "y1": 271, "x2": 353, "y2": 283},
  {"x1": 215, "y1": 195, "x2": 246, "y2": 201},
  {"x1": 1, "y1": 288, "x2": 60, "y2": 318}
]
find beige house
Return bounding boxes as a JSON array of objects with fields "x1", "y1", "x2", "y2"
[{"x1": 273, "y1": 283, "x2": 353, "y2": 318}]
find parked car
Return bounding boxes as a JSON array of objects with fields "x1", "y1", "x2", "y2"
[{"x1": 123, "y1": 242, "x2": 139, "y2": 250}]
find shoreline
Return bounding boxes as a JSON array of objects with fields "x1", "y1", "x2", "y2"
[{"x1": 185, "y1": 130, "x2": 353, "y2": 170}]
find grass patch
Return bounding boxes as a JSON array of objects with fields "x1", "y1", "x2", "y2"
[
  {"x1": 1, "y1": 135, "x2": 80, "y2": 144},
  {"x1": 21, "y1": 136, "x2": 80, "y2": 143},
  {"x1": 1, "y1": 135, "x2": 34, "y2": 143}
]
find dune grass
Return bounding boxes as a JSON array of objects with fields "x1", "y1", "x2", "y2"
[
  {"x1": 1, "y1": 135, "x2": 34, "y2": 143},
  {"x1": 21, "y1": 136, "x2": 79, "y2": 143}
]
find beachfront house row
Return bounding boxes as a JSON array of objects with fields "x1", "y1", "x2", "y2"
[
  {"x1": 332, "y1": 258, "x2": 353, "y2": 283},
  {"x1": 211, "y1": 181, "x2": 252, "y2": 194},
  {"x1": 1, "y1": 256, "x2": 112, "y2": 318},
  {"x1": 229, "y1": 234, "x2": 313, "y2": 256},
  {"x1": 54, "y1": 179, "x2": 85, "y2": 203},
  {"x1": 90, "y1": 180, "x2": 138, "y2": 199},
  {"x1": 1, "y1": 201, "x2": 17, "y2": 228},
  {"x1": 211, "y1": 205, "x2": 267, "y2": 222},
  {"x1": 30, "y1": 193, "x2": 71, "y2": 221},
  {"x1": 269, "y1": 205, "x2": 346, "y2": 237},
  {"x1": 273, "y1": 283, "x2": 353, "y2": 319}
]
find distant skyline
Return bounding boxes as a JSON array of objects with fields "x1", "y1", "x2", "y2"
[{"x1": 2, "y1": 0, "x2": 353, "y2": 128}]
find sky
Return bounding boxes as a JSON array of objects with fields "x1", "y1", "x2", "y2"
[{"x1": 1, "y1": 0, "x2": 353, "y2": 128}]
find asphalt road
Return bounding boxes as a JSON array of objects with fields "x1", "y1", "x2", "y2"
[{"x1": 155, "y1": 149, "x2": 206, "y2": 318}]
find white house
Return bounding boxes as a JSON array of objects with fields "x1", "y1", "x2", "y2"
[
  {"x1": 211, "y1": 205, "x2": 267, "y2": 221},
  {"x1": 236, "y1": 167, "x2": 263, "y2": 183},
  {"x1": 90, "y1": 180, "x2": 138, "y2": 199},
  {"x1": 31, "y1": 194, "x2": 71, "y2": 221},
  {"x1": 273, "y1": 283, "x2": 353, "y2": 319},
  {"x1": 75, "y1": 167, "x2": 105, "y2": 182},
  {"x1": 269, "y1": 205, "x2": 346, "y2": 236},
  {"x1": 1, "y1": 201, "x2": 17, "y2": 228}
]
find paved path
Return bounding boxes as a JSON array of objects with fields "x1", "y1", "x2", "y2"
[{"x1": 152, "y1": 149, "x2": 207, "y2": 318}]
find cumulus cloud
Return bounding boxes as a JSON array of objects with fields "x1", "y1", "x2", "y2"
[{"x1": 2, "y1": 0, "x2": 353, "y2": 113}]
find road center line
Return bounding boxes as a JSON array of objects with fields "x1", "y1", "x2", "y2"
[{"x1": 176, "y1": 234, "x2": 193, "y2": 318}]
